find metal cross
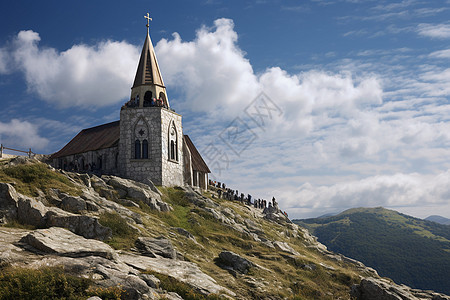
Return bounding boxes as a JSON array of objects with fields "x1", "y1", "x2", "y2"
[{"x1": 144, "y1": 13, "x2": 152, "y2": 28}]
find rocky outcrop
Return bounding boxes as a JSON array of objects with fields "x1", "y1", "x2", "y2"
[
  {"x1": 351, "y1": 277, "x2": 450, "y2": 300},
  {"x1": 0, "y1": 182, "x2": 19, "y2": 222},
  {"x1": 135, "y1": 236, "x2": 179, "y2": 259},
  {"x1": 120, "y1": 253, "x2": 235, "y2": 297},
  {"x1": 218, "y1": 251, "x2": 256, "y2": 275},
  {"x1": 102, "y1": 176, "x2": 171, "y2": 212},
  {"x1": 19, "y1": 227, "x2": 117, "y2": 260}
]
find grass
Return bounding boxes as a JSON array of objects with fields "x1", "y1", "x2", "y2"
[
  {"x1": 98, "y1": 212, "x2": 138, "y2": 250},
  {"x1": 0, "y1": 161, "x2": 80, "y2": 197},
  {"x1": 0, "y1": 266, "x2": 123, "y2": 300}
]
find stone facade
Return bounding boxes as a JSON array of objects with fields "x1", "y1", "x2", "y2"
[
  {"x1": 53, "y1": 147, "x2": 119, "y2": 175},
  {"x1": 118, "y1": 106, "x2": 183, "y2": 186}
]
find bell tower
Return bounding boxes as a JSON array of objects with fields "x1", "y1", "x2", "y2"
[{"x1": 118, "y1": 13, "x2": 183, "y2": 186}]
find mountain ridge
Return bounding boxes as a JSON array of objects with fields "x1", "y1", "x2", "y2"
[{"x1": 294, "y1": 206, "x2": 450, "y2": 295}]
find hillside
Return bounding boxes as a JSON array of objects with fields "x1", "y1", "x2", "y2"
[
  {"x1": 426, "y1": 215, "x2": 450, "y2": 225},
  {"x1": 0, "y1": 157, "x2": 449, "y2": 299},
  {"x1": 294, "y1": 207, "x2": 450, "y2": 295}
]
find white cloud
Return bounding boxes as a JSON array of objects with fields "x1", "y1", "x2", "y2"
[
  {"x1": 429, "y1": 49, "x2": 450, "y2": 58},
  {"x1": 10, "y1": 30, "x2": 139, "y2": 108},
  {"x1": 0, "y1": 119, "x2": 49, "y2": 151},
  {"x1": 0, "y1": 47, "x2": 10, "y2": 74},
  {"x1": 282, "y1": 171, "x2": 450, "y2": 219},
  {"x1": 417, "y1": 23, "x2": 450, "y2": 39}
]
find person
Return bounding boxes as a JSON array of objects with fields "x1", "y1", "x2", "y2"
[
  {"x1": 272, "y1": 197, "x2": 277, "y2": 207},
  {"x1": 217, "y1": 189, "x2": 222, "y2": 199}
]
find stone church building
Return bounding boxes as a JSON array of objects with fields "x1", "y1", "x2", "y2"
[{"x1": 51, "y1": 19, "x2": 210, "y2": 190}]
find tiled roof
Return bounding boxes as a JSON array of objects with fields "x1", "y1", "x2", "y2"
[
  {"x1": 184, "y1": 135, "x2": 211, "y2": 173},
  {"x1": 51, "y1": 121, "x2": 120, "y2": 158}
]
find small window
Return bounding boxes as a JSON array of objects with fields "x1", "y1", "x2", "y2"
[
  {"x1": 170, "y1": 140, "x2": 175, "y2": 160},
  {"x1": 134, "y1": 140, "x2": 141, "y2": 159},
  {"x1": 142, "y1": 140, "x2": 148, "y2": 159}
]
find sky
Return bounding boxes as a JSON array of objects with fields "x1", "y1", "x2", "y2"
[{"x1": 1, "y1": 0, "x2": 450, "y2": 220}]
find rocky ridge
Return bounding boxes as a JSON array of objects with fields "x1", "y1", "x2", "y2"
[{"x1": 0, "y1": 157, "x2": 448, "y2": 299}]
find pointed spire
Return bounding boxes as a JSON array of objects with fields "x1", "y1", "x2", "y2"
[{"x1": 132, "y1": 16, "x2": 165, "y2": 88}]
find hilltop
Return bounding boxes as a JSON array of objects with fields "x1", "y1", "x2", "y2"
[
  {"x1": 294, "y1": 207, "x2": 450, "y2": 295},
  {"x1": 0, "y1": 157, "x2": 449, "y2": 299}
]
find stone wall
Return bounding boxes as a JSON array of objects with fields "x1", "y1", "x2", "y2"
[
  {"x1": 52, "y1": 147, "x2": 119, "y2": 175},
  {"x1": 119, "y1": 106, "x2": 183, "y2": 186}
]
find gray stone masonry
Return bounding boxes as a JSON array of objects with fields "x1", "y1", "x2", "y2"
[{"x1": 119, "y1": 106, "x2": 183, "y2": 186}]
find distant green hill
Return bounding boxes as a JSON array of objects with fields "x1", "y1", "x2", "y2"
[
  {"x1": 293, "y1": 207, "x2": 450, "y2": 295},
  {"x1": 425, "y1": 215, "x2": 450, "y2": 225}
]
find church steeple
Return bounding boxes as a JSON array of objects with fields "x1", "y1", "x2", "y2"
[{"x1": 130, "y1": 13, "x2": 169, "y2": 108}]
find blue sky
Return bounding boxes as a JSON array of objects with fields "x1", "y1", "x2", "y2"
[{"x1": 1, "y1": 0, "x2": 450, "y2": 219}]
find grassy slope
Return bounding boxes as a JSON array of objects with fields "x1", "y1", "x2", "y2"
[
  {"x1": 293, "y1": 207, "x2": 450, "y2": 295},
  {"x1": 0, "y1": 159, "x2": 375, "y2": 299}
]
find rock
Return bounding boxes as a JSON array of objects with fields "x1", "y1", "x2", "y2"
[
  {"x1": 17, "y1": 197, "x2": 47, "y2": 227},
  {"x1": 273, "y1": 241, "x2": 300, "y2": 256},
  {"x1": 120, "y1": 253, "x2": 235, "y2": 297},
  {"x1": 46, "y1": 211, "x2": 112, "y2": 240},
  {"x1": 0, "y1": 182, "x2": 19, "y2": 207},
  {"x1": 218, "y1": 251, "x2": 256, "y2": 274},
  {"x1": 135, "y1": 237, "x2": 178, "y2": 259},
  {"x1": 60, "y1": 194, "x2": 87, "y2": 213},
  {"x1": 171, "y1": 227, "x2": 196, "y2": 241},
  {"x1": 19, "y1": 227, "x2": 117, "y2": 260},
  {"x1": 103, "y1": 176, "x2": 170, "y2": 212},
  {"x1": 350, "y1": 277, "x2": 450, "y2": 300},
  {"x1": 139, "y1": 274, "x2": 160, "y2": 289},
  {"x1": 301, "y1": 264, "x2": 317, "y2": 271},
  {"x1": 0, "y1": 183, "x2": 19, "y2": 221}
]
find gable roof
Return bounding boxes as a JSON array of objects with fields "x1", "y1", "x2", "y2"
[
  {"x1": 132, "y1": 31, "x2": 165, "y2": 88},
  {"x1": 183, "y1": 135, "x2": 211, "y2": 173},
  {"x1": 51, "y1": 121, "x2": 120, "y2": 159}
]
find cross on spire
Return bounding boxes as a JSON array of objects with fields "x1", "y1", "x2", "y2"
[{"x1": 144, "y1": 12, "x2": 152, "y2": 33}]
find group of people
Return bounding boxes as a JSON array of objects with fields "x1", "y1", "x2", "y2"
[
  {"x1": 124, "y1": 96, "x2": 169, "y2": 109},
  {"x1": 209, "y1": 180, "x2": 279, "y2": 211}
]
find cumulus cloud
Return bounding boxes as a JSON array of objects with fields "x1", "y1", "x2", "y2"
[
  {"x1": 417, "y1": 23, "x2": 450, "y2": 39},
  {"x1": 156, "y1": 18, "x2": 383, "y2": 128},
  {"x1": 282, "y1": 171, "x2": 450, "y2": 218},
  {"x1": 0, "y1": 119, "x2": 49, "y2": 151},
  {"x1": 7, "y1": 30, "x2": 139, "y2": 108}
]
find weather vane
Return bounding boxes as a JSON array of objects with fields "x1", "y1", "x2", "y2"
[{"x1": 144, "y1": 12, "x2": 152, "y2": 33}]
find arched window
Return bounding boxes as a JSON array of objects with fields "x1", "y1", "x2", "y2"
[
  {"x1": 159, "y1": 92, "x2": 167, "y2": 108},
  {"x1": 168, "y1": 122, "x2": 178, "y2": 162},
  {"x1": 142, "y1": 140, "x2": 148, "y2": 159},
  {"x1": 170, "y1": 140, "x2": 175, "y2": 160},
  {"x1": 143, "y1": 91, "x2": 152, "y2": 107},
  {"x1": 134, "y1": 140, "x2": 141, "y2": 159}
]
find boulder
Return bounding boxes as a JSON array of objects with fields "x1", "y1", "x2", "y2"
[
  {"x1": 0, "y1": 183, "x2": 19, "y2": 221},
  {"x1": 120, "y1": 253, "x2": 235, "y2": 297},
  {"x1": 17, "y1": 197, "x2": 47, "y2": 227},
  {"x1": 0, "y1": 182, "x2": 19, "y2": 207},
  {"x1": 46, "y1": 211, "x2": 112, "y2": 240},
  {"x1": 103, "y1": 176, "x2": 170, "y2": 212},
  {"x1": 19, "y1": 227, "x2": 117, "y2": 260},
  {"x1": 350, "y1": 277, "x2": 450, "y2": 300},
  {"x1": 273, "y1": 241, "x2": 300, "y2": 256},
  {"x1": 135, "y1": 237, "x2": 178, "y2": 259},
  {"x1": 60, "y1": 194, "x2": 87, "y2": 213},
  {"x1": 218, "y1": 251, "x2": 256, "y2": 274}
]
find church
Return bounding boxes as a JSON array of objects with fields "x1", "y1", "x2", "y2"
[{"x1": 51, "y1": 14, "x2": 210, "y2": 190}]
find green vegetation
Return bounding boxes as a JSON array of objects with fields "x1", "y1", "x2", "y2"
[
  {"x1": 0, "y1": 266, "x2": 123, "y2": 300},
  {"x1": 294, "y1": 207, "x2": 450, "y2": 295},
  {"x1": 98, "y1": 212, "x2": 138, "y2": 250},
  {"x1": 0, "y1": 161, "x2": 80, "y2": 197}
]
